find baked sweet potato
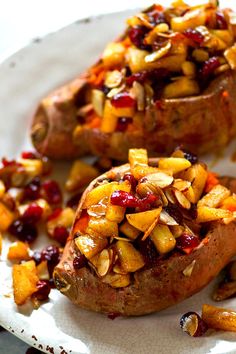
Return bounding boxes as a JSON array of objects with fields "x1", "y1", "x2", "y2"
[
  {"x1": 31, "y1": 2, "x2": 236, "y2": 160},
  {"x1": 54, "y1": 148, "x2": 236, "y2": 316}
]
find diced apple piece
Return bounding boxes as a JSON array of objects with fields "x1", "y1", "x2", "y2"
[
  {"x1": 202, "y1": 304, "x2": 236, "y2": 332},
  {"x1": 102, "y1": 272, "x2": 130, "y2": 288},
  {"x1": 211, "y1": 30, "x2": 234, "y2": 46},
  {"x1": 83, "y1": 181, "x2": 118, "y2": 208},
  {"x1": 47, "y1": 207, "x2": 75, "y2": 236},
  {"x1": 150, "y1": 224, "x2": 176, "y2": 254},
  {"x1": 113, "y1": 263, "x2": 128, "y2": 275},
  {"x1": 65, "y1": 160, "x2": 99, "y2": 192},
  {"x1": 116, "y1": 240, "x2": 145, "y2": 272},
  {"x1": 7, "y1": 241, "x2": 30, "y2": 262},
  {"x1": 0, "y1": 180, "x2": 5, "y2": 198},
  {"x1": 126, "y1": 207, "x2": 162, "y2": 232},
  {"x1": 102, "y1": 42, "x2": 126, "y2": 68},
  {"x1": 0, "y1": 201, "x2": 15, "y2": 231},
  {"x1": 119, "y1": 220, "x2": 141, "y2": 240},
  {"x1": 12, "y1": 260, "x2": 39, "y2": 306},
  {"x1": 129, "y1": 148, "x2": 148, "y2": 168},
  {"x1": 224, "y1": 44, "x2": 236, "y2": 70},
  {"x1": 184, "y1": 163, "x2": 208, "y2": 203},
  {"x1": 86, "y1": 217, "x2": 118, "y2": 238},
  {"x1": 170, "y1": 8, "x2": 206, "y2": 32},
  {"x1": 75, "y1": 235, "x2": 108, "y2": 259},
  {"x1": 101, "y1": 100, "x2": 118, "y2": 133},
  {"x1": 198, "y1": 185, "x2": 230, "y2": 208},
  {"x1": 18, "y1": 158, "x2": 43, "y2": 178},
  {"x1": 221, "y1": 195, "x2": 236, "y2": 211},
  {"x1": 158, "y1": 157, "x2": 191, "y2": 174},
  {"x1": 91, "y1": 89, "x2": 105, "y2": 117},
  {"x1": 196, "y1": 206, "x2": 232, "y2": 223},
  {"x1": 36, "y1": 260, "x2": 50, "y2": 280},
  {"x1": 163, "y1": 77, "x2": 200, "y2": 98},
  {"x1": 106, "y1": 181, "x2": 131, "y2": 223},
  {"x1": 131, "y1": 165, "x2": 161, "y2": 180},
  {"x1": 173, "y1": 179, "x2": 191, "y2": 191}
]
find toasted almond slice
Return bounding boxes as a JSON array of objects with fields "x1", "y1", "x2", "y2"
[
  {"x1": 142, "y1": 216, "x2": 159, "y2": 241},
  {"x1": 159, "y1": 210, "x2": 178, "y2": 225},
  {"x1": 165, "y1": 188, "x2": 176, "y2": 204},
  {"x1": 174, "y1": 189, "x2": 191, "y2": 209},
  {"x1": 183, "y1": 260, "x2": 196, "y2": 277},
  {"x1": 102, "y1": 272, "x2": 130, "y2": 288},
  {"x1": 97, "y1": 249, "x2": 112, "y2": 277},
  {"x1": 113, "y1": 264, "x2": 128, "y2": 275},
  {"x1": 104, "y1": 70, "x2": 123, "y2": 88},
  {"x1": 145, "y1": 41, "x2": 171, "y2": 63},
  {"x1": 145, "y1": 172, "x2": 174, "y2": 188},
  {"x1": 131, "y1": 81, "x2": 145, "y2": 111},
  {"x1": 91, "y1": 90, "x2": 105, "y2": 117},
  {"x1": 106, "y1": 84, "x2": 125, "y2": 98},
  {"x1": 173, "y1": 179, "x2": 191, "y2": 192}
]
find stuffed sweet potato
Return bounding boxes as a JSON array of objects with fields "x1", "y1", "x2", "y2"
[
  {"x1": 54, "y1": 148, "x2": 236, "y2": 316},
  {"x1": 32, "y1": 1, "x2": 236, "y2": 160}
]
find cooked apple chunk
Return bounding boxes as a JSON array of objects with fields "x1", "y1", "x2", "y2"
[
  {"x1": 75, "y1": 235, "x2": 108, "y2": 259},
  {"x1": 150, "y1": 224, "x2": 176, "y2": 254},
  {"x1": 116, "y1": 240, "x2": 145, "y2": 272},
  {"x1": 126, "y1": 207, "x2": 162, "y2": 232}
]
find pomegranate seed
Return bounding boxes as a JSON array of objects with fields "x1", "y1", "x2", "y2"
[
  {"x1": 110, "y1": 190, "x2": 157, "y2": 210},
  {"x1": 8, "y1": 219, "x2": 38, "y2": 243},
  {"x1": 199, "y1": 57, "x2": 220, "y2": 79},
  {"x1": 42, "y1": 180, "x2": 62, "y2": 204},
  {"x1": 107, "y1": 312, "x2": 121, "y2": 320},
  {"x1": 122, "y1": 173, "x2": 137, "y2": 190},
  {"x1": 111, "y1": 92, "x2": 136, "y2": 109},
  {"x1": 23, "y1": 177, "x2": 41, "y2": 201},
  {"x1": 216, "y1": 11, "x2": 228, "y2": 30},
  {"x1": 180, "y1": 312, "x2": 208, "y2": 337},
  {"x1": 22, "y1": 203, "x2": 43, "y2": 224},
  {"x1": 21, "y1": 151, "x2": 38, "y2": 159},
  {"x1": 183, "y1": 28, "x2": 205, "y2": 45},
  {"x1": 73, "y1": 255, "x2": 87, "y2": 269},
  {"x1": 66, "y1": 192, "x2": 82, "y2": 210},
  {"x1": 47, "y1": 207, "x2": 62, "y2": 221},
  {"x1": 116, "y1": 117, "x2": 132, "y2": 132},
  {"x1": 126, "y1": 71, "x2": 148, "y2": 86},
  {"x1": 34, "y1": 280, "x2": 51, "y2": 301},
  {"x1": 176, "y1": 233, "x2": 200, "y2": 253},
  {"x1": 32, "y1": 251, "x2": 42, "y2": 265},
  {"x1": 41, "y1": 245, "x2": 60, "y2": 265},
  {"x1": 128, "y1": 26, "x2": 150, "y2": 50},
  {"x1": 53, "y1": 226, "x2": 69, "y2": 245}
]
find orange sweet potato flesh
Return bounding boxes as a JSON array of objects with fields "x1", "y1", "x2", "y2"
[
  {"x1": 53, "y1": 167, "x2": 236, "y2": 316},
  {"x1": 31, "y1": 70, "x2": 236, "y2": 161}
]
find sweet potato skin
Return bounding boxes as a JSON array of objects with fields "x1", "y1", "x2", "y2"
[
  {"x1": 54, "y1": 172, "x2": 236, "y2": 316},
  {"x1": 31, "y1": 71, "x2": 236, "y2": 160}
]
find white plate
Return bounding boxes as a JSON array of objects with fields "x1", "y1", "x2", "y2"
[{"x1": 1, "y1": 7, "x2": 236, "y2": 354}]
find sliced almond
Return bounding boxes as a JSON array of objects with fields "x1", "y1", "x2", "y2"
[
  {"x1": 106, "y1": 84, "x2": 125, "y2": 98},
  {"x1": 159, "y1": 210, "x2": 178, "y2": 225},
  {"x1": 145, "y1": 41, "x2": 171, "y2": 63},
  {"x1": 173, "y1": 179, "x2": 191, "y2": 192},
  {"x1": 165, "y1": 188, "x2": 176, "y2": 204},
  {"x1": 145, "y1": 172, "x2": 174, "y2": 188},
  {"x1": 131, "y1": 81, "x2": 145, "y2": 111},
  {"x1": 113, "y1": 263, "x2": 128, "y2": 275},
  {"x1": 90, "y1": 248, "x2": 112, "y2": 277},
  {"x1": 104, "y1": 70, "x2": 123, "y2": 88},
  {"x1": 174, "y1": 189, "x2": 191, "y2": 209},
  {"x1": 183, "y1": 260, "x2": 196, "y2": 277},
  {"x1": 91, "y1": 89, "x2": 105, "y2": 117}
]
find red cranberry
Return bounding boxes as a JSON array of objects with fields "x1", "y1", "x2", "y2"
[
  {"x1": 34, "y1": 280, "x2": 51, "y2": 301},
  {"x1": 183, "y1": 28, "x2": 205, "y2": 44},
  {"x1": 53, "y1": 226, "x2": 69, "y2": 245},
  {"x1": 1, "y1": 157, "x2": 19, "y2": 167},
  {"x1": 73, "y1": 255, "x2": 87, "y2": 269},
  {"x1": 47, "y1": 207, "x2": 62, "y2": 221},
  {"x1": 23, "y1": 177, "x2": 41, "y2": 201},
  {"x1": 21, "y1": 151, "x2": 38, "y2": 159},
  {"x1": 176, "y1": 233, "x2": 200, "y2": 253},
  {"x1": 180, "y1": 311, "x2": 208, "y2": 337},
  {"x1": 122, "y1": 173, "x2": 137, "y2": 190},
  {"x1": 138, "y1": 193, "x2": 158, "y2": 211},
  {"x1": 66, "y1": 193, "x2": 82, "y2": 210},
  {"x1": 116, "y1": 117, "x2": 132, "y2": 132},
  {"x1": 147, "y1": 9, "x2": 165, "y2": 25},
  {"x1": 199, "y1": 57, "x2": 220, "y2": 79},
  {"x1": 128, "y1": 26, "x2": 150, "y2": 50},
  {"x1": 216, "y1": 11, "x2": 228, "y2": 30},
  {"x1": 42, "y1": 180, "x2": 62, "y2": 204},
  {"x1": 22, "y1": 203, "x2": 43, "y2": 224},
  {"x1": 41, "y1": 245, "x2": 60, "y2": 265},
  {"x1": 8, "y1": 219, "x2": 38, "y2": 243},
  {"x1": 111, "y1": 92, "x2": 136, "y2": 109},
  {"x1": 126, "y1": 71, "x2": 148, "y2": 86},
  {"x1": 110, "y1": 190, "x2": 157, "y2": 211},
  {"x1": 107, "y1": 312, "x2": 121, "y2": 320},
  {"x1": 32, "y1": 251, "x2": 42, "y2": 265}
]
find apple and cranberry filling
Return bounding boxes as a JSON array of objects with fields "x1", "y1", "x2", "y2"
[{"x1": 73, "y1": 148, "x2": 236, "y2": 288}]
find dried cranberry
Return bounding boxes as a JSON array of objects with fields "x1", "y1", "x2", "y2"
[
  {"x1": 66, "y1": 193, "x2": 82, "y2": 210},
  {"x1": 183, "y1": 150, "x2": 198, "y2": 164},
  {"x1": 164, "y1": 205, "x2": 183, "y2": 225},
  {"x1": 53, "y1": 226, "x2": 69, "y2": 245},
  {"x1": 21, "y1": 151, "x2": 38, "y2": 159},
  {"x1": 180, "y1": 311, "x2": 208, "y2": 337},
  {"x1": 47, "y1": 207, "x2": 62, "y2": 221},
  {"x1": 73, "y1": 255, "x2": 87, "y2": 269},
  {"x1": 41, "y1": 245, "x2": 60, "y2": 265},
  {"x1": 1, "y1": 157, "x2": 19, "y2": 167},
  {"x1": 126, "y1": 71, "x2": 148, "y2": 86},
  {"x1": 116, "y1": 117, "x2": 132, "y2": 132},
  {"x1": 216, "y1": 11, "x2": 228, "y2": 30},
  {"x1": 128, "y1": 25, "x2": 150, "y2": 50},
  {"x1": 199, "y1": 57, "x2": 220, "y2": 80},
  {"x1": 110, "y1": 190, "x2": 157, "y2": 211},
  {"x1": 183, "y1": 28, "x2": 205, "y2": 45},
  {"x1": 42, "y1": 180, "x2": 62, "y2": 205},
  {"x1": 34, "y1": 280, "x2": 51, "y2": 301},
  {"x1": 147, "y1": 9, "x2": 165, "y2": 25},
  {"x1": 32, "y1": 251, "x2": 42, "y2": 265},
  {"x1": 138, "y1": 193, "x2": 158, "y2": 211},
  {"x1": 176, "y1": 233, "x2": 200, "y2": 253},
  {"x1": 8, "y1": 219, "x2": 38, "y2": 243},
  {"x1": 23, "y1": 177, "x2": 41, "y2": 201},
  {"x1": 111, "y1": 92, "x2": 136, "y2": 109},
  {"x1": 107, "y1": 312, "x2": 121, "y2": 320},
  {"x1": 22, "y1": 203, "x2": 43, "y2": 224},
  {"x1": 138, "y1": 237, "x2": 158, "y2": 266},
  {"x1": 122, "y1": 173, "x2": 137, "y2": 190}
]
